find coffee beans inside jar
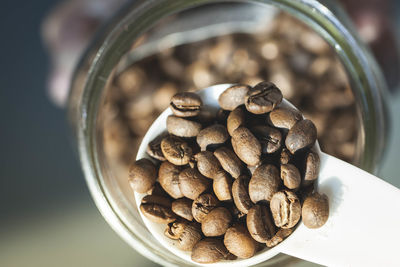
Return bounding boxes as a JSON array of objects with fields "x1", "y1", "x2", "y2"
[{"x1": 129, "y1": 83, "x2": 329, "y2": 263}]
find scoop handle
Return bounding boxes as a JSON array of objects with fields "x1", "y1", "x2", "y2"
[{"x1": 279, "y1": 152, "x2": 400, "y2": 267}]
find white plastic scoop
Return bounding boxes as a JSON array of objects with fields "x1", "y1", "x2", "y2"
[{"x1": 135, "y1": 84, "x2": 400, "y2": 267}]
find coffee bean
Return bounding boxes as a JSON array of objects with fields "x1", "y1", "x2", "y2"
[
  {"x1": 265, "y1": 228, "x2": 293, "y2": 248},
  {"x1": 302, "y1": 192, "x2": 329, "y2": 229},
  {"x1": 161, "y1": 135, "x2": 193, "y2": 165},
  {"x1": 146, "y1": 132, "x2": 168, "y2": 161},
  {"x1": 268, "y1": 107, "x2": 302, "y2": 129},
  {"x1": 285, "y1": 119, "x2": 317, "y2": 154},
  {"x1": 128, "y1": 158, "x2": 157, "y2": 193},
  {"x1": 280, "y1": 148, "x2": 293, "y2": 165},
  {"x1": 249, "y1": 164, "x2": 280, "y2": 203},
  {"x1": 303, "y1": 150, "x2": 320, "y2": 186},
  {"x1": 201, "y1": 207, "x2": 232, "y2": 236},
  {"x1": 158, "y1": 161, "x2": 183, "y2": 199},
  {"x1": 165, "y1": 220, "x2": 202, "y2": 251},
  {"x1": 195, "y1": 105, "x2": 217, "y2": 126},
  {"x1": 227, "y1": 106, "x2": 246, "y2": 135},
  {"x1": 232, "y1": 175, "x2": 253, "y2": 214},
  {"x1": 172, "y1": 198, "x2": 193, "y2": 221},
  {"x1": 191, "y1": 238, "x2": 234, "y2": 263},
  {"x1": 251, "y1": 125, "x2": 282, "y2": 154},
  {"x1": 231, "y1": 127, "x2": 261, "y2": 166},
  {"x1": 194, "y1": 151, "x2": 222, "y2": 179},
  {"x1": 179, "y1": 168, "x2": 210, "y2": 200},
  {"x1": 192, "y1": 193, "x2": 220, "y2": 223},
  {"x1": 245, "y1": 82, "x2": 282, "y2": 114},
  {"x1": 166, "y1": 115, "x2": 202, "y2": 137},
  {"x1": 270, "y1": 190, "x2": 301, "y2": 228},
  {"x1": 196, "y1": 124, "x2": 229, "y2": 151},
  {"x1": 281, "y1": 164, "x2": 301, "y2": 189},
  {"x1": 246, "y1": 204, "x2": 276, "y2": 243},
  {"x1": 213, "y1": 171, "x2": 233, "y2": 201},
  {"x1": 170, "y1": 92, "x2": 202, "y2": 117},
  {"x1": 218, "y1": 84, "x2": 250, "y2": 111},
  {"x1": 140, "y1": 195, "x2": 177, "y2": 224},
  {"x1": 224, "y1": 224, "x2": 257, "y2": 259},
  {"x1": 214, "y1": 147, "x2": 243, "y2": 178}
]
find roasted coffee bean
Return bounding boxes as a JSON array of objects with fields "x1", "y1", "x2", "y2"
[
  {"x1": 178, "y1": 168, "x2": 210, "y2": 200},
  {"x1": 249, "y1": 164, "x2": 280, "y2": 203},
  {"x1": 302, "y1": 192, "x2": 329, "y2": 229},
  {"x1": 281, "y1": 164, "x2": 301, "y2": 190},
  {"x1": 196, "y1": 124, "x2": 229, "y2": 151},
  {"x1": 140, "y1": 195, "x2": 176, "y2": 224},
  {"x1": 280, "y1": 148, "x2": 293, "y2": 165},
  {"x1": 246, "y1": 205, "x2": 276, "y2": 243},
  {"x1": 196, "y1": 105, "x2": 217, "y2": 126},
  {"x1": 146, "y1": 132, "x2": 167, "y2": 161},
  {"x1": 265, "y1": 228, "x2": 293, "y2": 248},
  {"x1": 251, "y1": 125, "x2": 282, "y2": 154},
  {"x1": 285, "y1": 119, "x2": 317, "y2": 154},
  {"x1": 158, "y1": 161, "x2": 183, "y2": 199},
  {"x1": 232, "y1": 175, "x2": 253, "y2": 214},
  {"x1": 128, "y1": 158, "x2": 157, "y2": 193},
  {"x1": 161, "y1": 135, "x2": 193, "y2": 165},
  {"x1": 214, "y1": 147, "x2": 244, "y2": 178},
  {"x1": 192, "y1": 193, "x2": 220, "y2": 223},
  {"x1": 270, "y1": 190, "x2": 301, "y2": 228},
  {"x1": 245, "y1": 82, "x2": 282, "y2": 114},
  {"x1": 224, "y1": 224, "x2": 257, "y2": 259},
  {"x1": 231, "y1": 127, "x2": 261, "y2": 166},
  {"x1": 166, "y1": 115, "x2": 202, "y2": 137},
  {"x1": 218, "y1": 84, "x2": 250, "y2": 111},
  {"x1": 170, "y1": 92, "x2": 202, "y2": 117},
  {"x1": 268, "y1": 107, "x2": 302, "y2": 129},
  {"x1": 227, "y1": 106, "x2": 246, "y2": 135},
  {"x1": 194, "y1": 151, "x2": 222, "y2": 179},
  {"x1": 213, "y1": 171, "x2": 233, "y2": 201},
  {"x1": 172, "y1": 198, "x2": 193, "y2": 221},
  {"x1": 201, "y1": 207, "x2": 232, "y2": 236},
  {"x1": 191, "y1": 238, "x2": 235, "y2": 263},
  {"x1": 165, "y1": 220, "x2": 202, "y2": 251},
  {"x1": 303, "y1": 150, "x2": 320, "y2": 186}
]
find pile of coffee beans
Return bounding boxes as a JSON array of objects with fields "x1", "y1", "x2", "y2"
[{"x1": 128, "y1": 82, "x2": 329, "y2": 263}]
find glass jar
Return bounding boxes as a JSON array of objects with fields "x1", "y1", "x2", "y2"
[{"x1": 68, "y1": 0, "x2": 388, "y2": 266}]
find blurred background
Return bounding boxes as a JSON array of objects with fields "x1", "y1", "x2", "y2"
[{"x1": 1, "y1": 0, "x2": 399, "y2": 266}]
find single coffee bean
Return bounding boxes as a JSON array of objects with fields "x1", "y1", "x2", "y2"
[
  {"x1": 178, "y1": 168, "x2": 210, "y2": 200},
  {"x1": 268, "y1": 106, "x2": 303, "y2": 129},
  {"x1": 303, "y1": 150, "x2": 320, "y2": 186},
  {"x1": 245, "y1": 81, "x2": 282, "y2": 114},
  {"x1": 224, "y1": 224, "x2": 257, "y2": 259},
  {"x1": 227, "y1": 106, "x2": 246, "y2": 135},
  {"x1": 251, "y1": 125, "x2": 282, "y2": 154},
  {"x1": 270, "y1": 190, "x2": 301, "y2": 228},
  {"x1": 281, "y1": 164, "x2": 301, "y2": 190},
  {"x1": 231, "y1": 127, "x2": 261, "y2": 166},
  {"x1": 249, "y1": 164, "x2": 280, "y2": 203},
  {"x1": 161, "y1": 135, "x2": 193, "y2": 165},
  {"x1": 166, "y1": 115, "x2": 202, "y2": 137},
  {"x1": 165, "y1": 220, "x2": 202, "y2": 251},
  {"x1": 158, "y1": 161, "x2": 183, "y2": 199},
  {"x1": 280, "y1": 148, "x2": 293, "y2": 165},
  {"x1": 265, "y1": 228, "x2": 293, "y2": 248},
  {"x1": 285, "y1": 119, "x2": 317, "y2": 154},
  {"x1": 214, "y1": 147, "x2": 243, "y2": 178},
  {"x1": 196, "y1": 124, "x2": 229, "y2": 151},
  {"x1": 170, "y1": 92, "x2": 202, "y2": 117},
  {"x1": 246, "y1": 204, "x2": 276, "y2": 243},
  {"x1": 201, "y1": 207, "x2": 232, "y2": 237},
  {"x1": 194, "y1": 151, "x2": 222, "y2": 179},
  {"x1": 191, "y1": 238, "x2": 234, "y2": 263},
  {"x1": 192, "y1": 193, "x2": 220, "y2": 223},
  {"x1": 172, "y1": 198, "x2": 193, "y2": 221},
  {"x1": 232, "y1": 175, "x2": 253, "y2": 214},
  {"x1": 146, "y1": 132, "x2": 168, "y2": 161},
  {"x1": 140, "y1": 195, "x2": 177, "y2": 224},
  {"x1": 128, "y1": 158, "x2": 157, "y2": 193},
  {"x1": 302, "y1": 192, "x2": 329, "y2": 229},
  {"x1": 213, "y1": 171, "x2": 233, "y2": 201},
  {"x1": 218, "y1": 84, "x2": 250, "y2": 111}
]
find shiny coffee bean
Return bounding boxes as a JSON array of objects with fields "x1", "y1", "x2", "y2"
[
  {"x1": 158, "y1": 161, "x2": 183, "y2": 199},
  {"x1": 245, "y1": 81, "x2": 282, "y2": 114},
  {"x1": 178, "y1": 168, "x2": 210, "y2": 200},
  {"x1": 270, "y1": 190, "x2": 301, "y2": 228},
  {"x1": 232, "y1": 175, "x2": 253, "y2": 214},
  {"x1": 280, "y1": 148, "x2": 293, "y2": 165},
  {"x1": 166, "y1": 115, "x2": 202, "y2": 137},
  {"x1": 140, "y1": 195, "x2": 176, "y2": 224},
  {"x1": 265, "y1": 228, "x2": 293, "y2": 248},
  {"x1": 251, "y1": 125, "x2": 282, "y2": 154},
  {"x1": 246, "y1": 204, "x2": 276, "y2": 243},
  {"x1": 213, "y1": 171, "x2": 233, "y2": 201},
  {"x1": 218, "y1": 84, "x2": 250, "y2": 111},
  {"x1": 214, "y1": 147, "x2": 244, "y2": 178},
  {"x1": 164, "y1": 220, "x2": 202, "y2": 251},
  {"x1": 161, "y1": 135, "x2": 193, "y2": 165},
  {"x1": 128, "y1": 158, "x2": 157, "y2": 193},
  {"x1": 224, "y1": 224, "x2": 257, "y2": 259},
  {"x1": 303, "y1": 150, "x2": 320, "y2": 186},
  {"x1": 191, "y1": 238, "x2": 235, "y2": 263},
  {"x1": 231, "y1": 127, "x2": 261, "y2": 166},
  {"x1": 268, "y1": 106, "x2": 302, "y2": 129},
  {"x1": 249, "y1": 164, "x2": 280, "y2": 203},
  {"x1": 170, "y1": 92, "x2": 202, "y2": 117},
  {"x1": 196, "y1": 124, "x2": 229, "y2": 151},
  {"x1": 227, "y1": 106, "x2": 246, "y2": 135},
  {"x1": 172, "y1": 198, "x2": 193, "y2": 221},
  {"x1": 302, "y1": 192, "x2": 329, "y2": 229},
  {"x1": 192, "y1": 193, "x2": 219, "y2": 223},
  {"x1": 281, "y1": 164, "x2": 301, "y2": 189},
  {"x1": 201, "y1": 207, "x2": 232, "y2": 237},
  {"x1": 194, "y1": 151, "x2": 222, "y2": 179},
  {"x1": 285, "y1": 119, "x2": 317, "y2": 154},
  {"x1": 146, "y1": 132, "x2": 167, "y2": 161}
]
